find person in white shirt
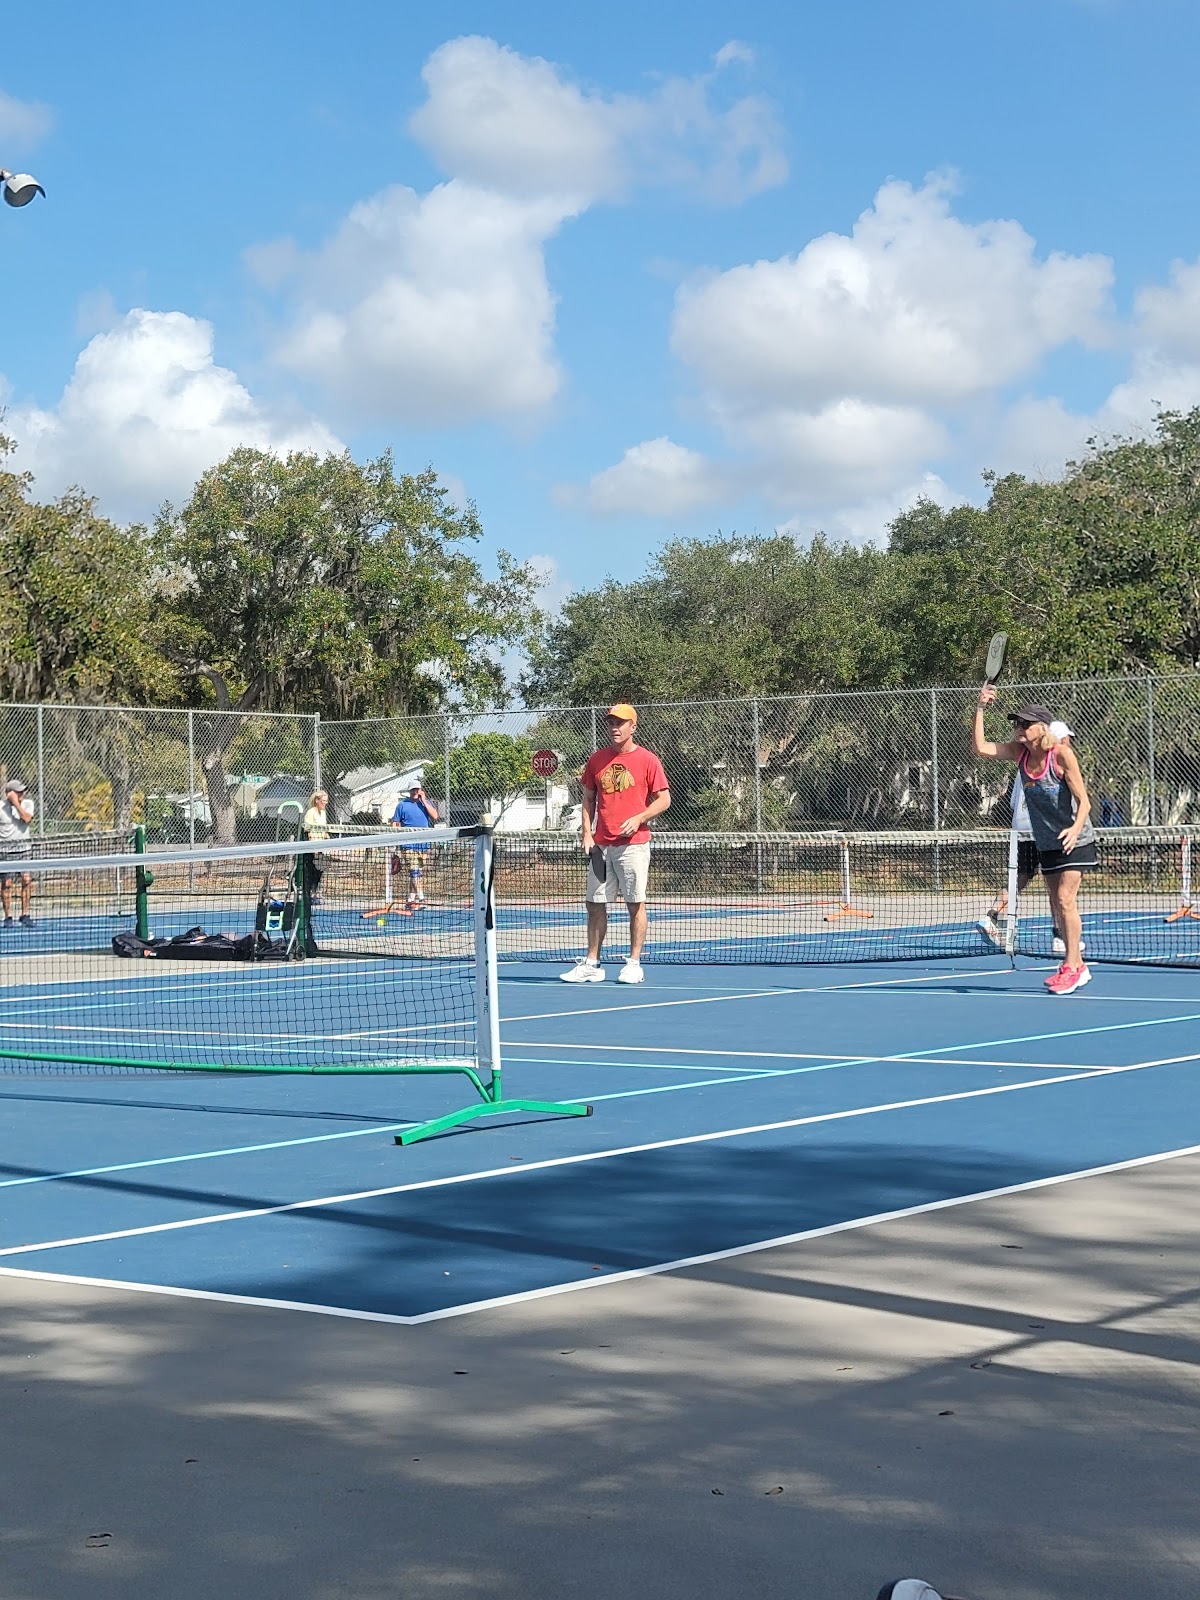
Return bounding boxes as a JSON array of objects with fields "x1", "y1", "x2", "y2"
[{"x1": 0, "y1": 778, "x2": 36, "y2": 927}]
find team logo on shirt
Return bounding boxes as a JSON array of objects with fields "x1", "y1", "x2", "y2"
[{"x1": 597, "y1": 762, "x2": 634, "y2": 794}]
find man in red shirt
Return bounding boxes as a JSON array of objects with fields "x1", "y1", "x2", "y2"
[{"x1": 560, "y1": 703, "x2": 670, "y2": 985}]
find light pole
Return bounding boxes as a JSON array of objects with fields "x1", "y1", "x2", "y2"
[{"x1": 0, "y1": 169, "x2": 45, "y2": 207}]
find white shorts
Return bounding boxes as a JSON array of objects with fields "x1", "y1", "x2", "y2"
[{"x1": 585, "y1": 842, "x2": 651, "y2": 905}]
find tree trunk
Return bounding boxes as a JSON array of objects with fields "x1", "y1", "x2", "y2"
[{"x1": 188, "y1": 671, "x2": 261, "y2": 845}]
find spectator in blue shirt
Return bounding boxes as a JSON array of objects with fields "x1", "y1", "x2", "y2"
[{"x1": 389, "y1": 783, "x2": 439, "y2": 908}]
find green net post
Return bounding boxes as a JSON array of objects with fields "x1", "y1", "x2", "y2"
[
  {"x1": 395, "y1": 819, "x2": 592, "y2": 1146},
  {"x1": 133, "y1": 824, "x2": 153, "y2": 941},
  {"x1": 295, "y1": 852, "x2": 316, "y2": 957}
]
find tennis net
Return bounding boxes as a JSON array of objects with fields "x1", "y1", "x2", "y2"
[
  {"x1": 491, "y1": 827, "x2": 1200, "y2": 968},
  {"x1": 0, "y1": 826, "x2": 590, "y2": 1143}
]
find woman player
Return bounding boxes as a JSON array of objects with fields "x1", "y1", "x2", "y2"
[
  {"x1": 978, "y1": 717, "x2": 1082, "y2": 958},
  {"x1": 972, "y1": 686, "x2": 1096, "y2": 994}
]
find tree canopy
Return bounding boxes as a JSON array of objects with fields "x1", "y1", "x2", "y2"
[
  {"x1": 524, "y1": 407, "x2": 1200, "y2": 707},
  {"x1": 149, "y1": 446, "x2": 540, "y2": 838},
  {"x1": 0, "y1": 435, "x2": 170, "y2": 706}
]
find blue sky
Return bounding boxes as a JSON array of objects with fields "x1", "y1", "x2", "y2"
[{"x1": 2, "y1": 0, "x2": 1198, "y2": 619}]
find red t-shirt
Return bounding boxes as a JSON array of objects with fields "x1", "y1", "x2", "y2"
[{"x1": 582, "y1": 745, "x2": 669, "y2": 845}]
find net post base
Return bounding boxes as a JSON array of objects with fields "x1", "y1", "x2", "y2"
[{"x1": 395, "y1": 1097, "x2": 592, "y2": 1146}]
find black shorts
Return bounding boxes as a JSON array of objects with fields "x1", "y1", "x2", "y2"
[
  {"x1": 0, "y1": 853, "x2": 31, "y2": 883},
  {"x1": 1016, "y1": 839, "x2": 1098, "y2": 877}
]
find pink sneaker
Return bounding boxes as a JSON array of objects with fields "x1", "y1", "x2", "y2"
[{"x1": 1045, "y1": 962, "x2": 1091, "y2": 995}]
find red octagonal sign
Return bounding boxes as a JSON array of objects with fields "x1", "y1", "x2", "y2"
[{"x1": 531, "y1": 749, "x2": 560, "y2": 778}]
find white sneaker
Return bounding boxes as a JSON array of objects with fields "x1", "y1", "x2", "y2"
[
  {"x1": 1051, "y1": 935, "x2": 1086, "y2": 956},
  {"x1": 617, "y1": 960, "x2": 644, "y2": 984},
  {"x1": 560, "y1": 959, "x2": 605, "y2": 984},
  {"x1": 977, "y1": 911, "x2": 1004, "y2": 948}
]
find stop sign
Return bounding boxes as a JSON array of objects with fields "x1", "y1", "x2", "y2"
[{"x1": 531, "y1": 749, "x2": 560, "y2": 778}]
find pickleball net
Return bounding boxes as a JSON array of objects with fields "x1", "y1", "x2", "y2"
[
  {"x1": 0, "y1": 826, "x2": 589, "y2": 1145},
  {"x1": 490, "y1": 827, "x2": 1200, "y2": 968}
]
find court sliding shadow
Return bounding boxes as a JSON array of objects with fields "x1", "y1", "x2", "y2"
[{"x1": 1, "y1": 1152, "x2": 1198, "y2": 1600}]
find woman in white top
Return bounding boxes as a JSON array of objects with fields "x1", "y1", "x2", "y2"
[
  {"x1": 302, "y1": 791, "x2": 330, "y2": 841},
  {"x1": 301, "y1": 790, "x2": 330, "y2": 900}
]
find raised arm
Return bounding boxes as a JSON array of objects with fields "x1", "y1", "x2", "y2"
[{"x1": 972, "y1": 683, "x2": 1023, "y2": 762}]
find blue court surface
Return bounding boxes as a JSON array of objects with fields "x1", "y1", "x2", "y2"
[{"x1": 2, "y1": 951, "x2": 1200, "y2": 1323}]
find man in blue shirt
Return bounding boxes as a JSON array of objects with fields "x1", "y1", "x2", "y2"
[{"x1": 389, "y1": 783, "x2": 440, "y2": 909}]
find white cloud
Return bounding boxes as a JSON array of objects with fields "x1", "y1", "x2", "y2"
[
  {"x1": 581, "y1": 437, "x2": 734, "y2": 517},
  {"x1": 409, "y1": 37, "x2": 629, "y2": 204},
  {"x1": 573, "y1": 176, "x2": 1122, "y2": 526},
  {"x1": 0, "y1": 90, "x2": 54, "y2": 147},
  {"x1": 8, "y1": 309, "x2": 340, "y2": 520},
  {"x1": 778, "y1": 472, "x2": 956, "y2": 545},
  {"x1": 409, "y1": 35, "x2": 787, "y2": 206},
  {"x1": 268, "y1": 38, "x2": 785, "y2": 427},
  {"x1": 1133, "y1": 258, "x2": 1200, "y2": 366},
  {"x1": 673, "y1": 176, "x2": 1114, "y2": 411},
  {"x1": 996, "y1": 353, "x2": 1200, "y2": 481},
  {"x1": 713, "y1": 40, "x2": 756, "y2": 68},
  {"x1": 992, "y1": 254, "x2": 1200, "y2": 480},
  {"x1": 273, "y1": 181, "x2": 567, "y2": 424},
  {"x1": 729, "y1": 399, "x2": 947, "y2": 501}
]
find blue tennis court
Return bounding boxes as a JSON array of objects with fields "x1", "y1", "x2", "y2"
[{"x1": 4, "y1": 947, "x2": 1200, "y2": 1323}]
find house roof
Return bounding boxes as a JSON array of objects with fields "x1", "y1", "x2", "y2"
[
  {"x1": 335, "y1": 763, "x2": 424, "y2": 793},
  {"x1": 254, "y1": 775, "x2": 311, "y2": 800}
]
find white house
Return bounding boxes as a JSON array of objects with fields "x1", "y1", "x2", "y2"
[
  {"x1": 330, "y1": 763, "x2": 426, "y2": 823},
  {"x1": 489, "y1": 782, "x2": 573, "y2": 832}
]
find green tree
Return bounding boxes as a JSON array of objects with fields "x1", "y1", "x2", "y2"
[
  {"x1": 0, "y1": 435, "x2": 171, "y2": 706},
  {"x1": 154, "y1": 447, "x2": 541, "y2": 840},
  {"x1": 448, "y1": 732, "x2": 533, "y2": 820},
  {"x1": 522, "y1": 533, "x2": 907, "y2": 705},
  {"x1": 0, "y1": 434, "x2": 178, "y2": 827},
  {"x1": 1052, "y1": 408, "x2": 1200, "y2": 673}
]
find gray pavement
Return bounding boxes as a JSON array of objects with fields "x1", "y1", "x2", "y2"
[{"x1": 2, "y1": 1151, "x2": 1198, "y2": 1600}]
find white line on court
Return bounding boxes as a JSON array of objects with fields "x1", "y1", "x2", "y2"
[
  {"x1": 0, "y1": 1050, "x2": 1188, "y2": 1261},
  {"x1": 3, "y1": 1140, "x2": 1199, "y2": 1327},
  {"x1": 506, "y1": 1051, "x2": 1110, "y2": 1074},
  {"x1": 7, "y1": 1013, "x2": 1198, "y2": 1195},
  {"x1": 506, "y1": 1040, "x2": 1110, "y2": 1070}
]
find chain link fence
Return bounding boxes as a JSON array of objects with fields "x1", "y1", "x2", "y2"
[
  {"x1": 3, "y1": 673, "x2": 1198, "y2": 842},
  {"x1": 0, "y1": 705, "x2": 320, "y2": 845}
]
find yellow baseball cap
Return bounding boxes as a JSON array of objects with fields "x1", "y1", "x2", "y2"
[{"x1": 606, "y1": 703, "x2": 638, "y2": 723}]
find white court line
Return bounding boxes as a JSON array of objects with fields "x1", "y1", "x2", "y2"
[
  {"x1": 0, "y1": 1052, "x2": 1184, "y2": 1261},
  {"x1": 507, "y1": 1050, "x2": 1107, "y2": 1075},
  {"x1": 4, "y1": 1141, "x2": 1199, "y2": 1327},
  {"x1": 507, "y1": 1039, "x2": 1105, "y2": 1071},
  {"x1": 7, "y1": 1015, "x2": 1197, "y2": 1196}
]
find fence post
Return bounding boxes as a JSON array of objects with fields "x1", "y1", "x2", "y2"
[
  {"x1": 929, "y1": 687, "x2": 941, "y2": 831},
  {"x1": 930, "y1": 687, "x2": 942, "y2": 890},
  {"x1": 442, "y1": 713, "x2": 453, "y2": 815},
  {"x1": 1144, "y1": 676, "x2": 1157, "y2": 827},
  {"x1": 35, "y1": 705, "x2": 44, "y2": 835},
  {"x1": 187, "y1": 710, "x2": 197, "y2": 850},
  {"x1": 312, "y1": 714, "x2": 322, "y2": 792},
  {"x1": 590, "y1": 706, "x2": 599, "y2": 754},
  {"x1": 751, "y1": 698, "x2": 764, "y2": 834}
]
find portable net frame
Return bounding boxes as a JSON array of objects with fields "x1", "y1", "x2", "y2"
[
  {"x1": 490, "y1": 827, "x2": 1200, "y2": 968},
  {"x1": 0, "y1": 826, "x2": 590, "y2": 1146}
]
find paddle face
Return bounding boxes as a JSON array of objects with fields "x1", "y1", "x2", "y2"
[{"x1": 984, "y1": 631, "x2": 1008, "y2": 683}]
